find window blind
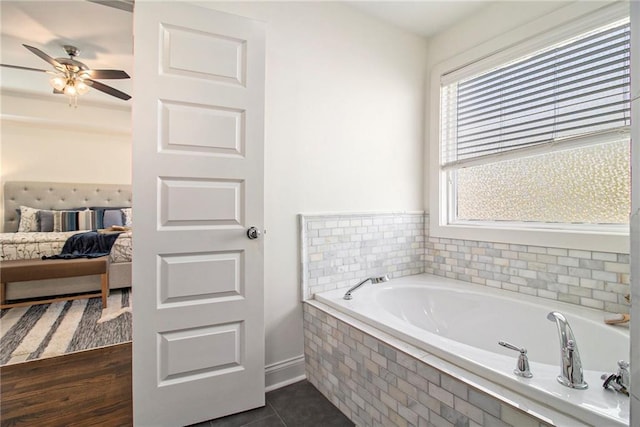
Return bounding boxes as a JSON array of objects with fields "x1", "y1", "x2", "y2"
[{"x1": 441, "y1": 20, "x2": 631, "y2": 167}]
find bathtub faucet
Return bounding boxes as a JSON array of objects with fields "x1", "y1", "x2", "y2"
[
  {"x1": 343, "y1": 275, "x2": 389, "y2": 300},
  {"x1": 547, "y1": 311, "x2": 588, "y2": 389}
]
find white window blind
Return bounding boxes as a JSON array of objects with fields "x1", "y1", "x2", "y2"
[{"x1": 441, "y1": 20, "x2": 631, "y2": 167}]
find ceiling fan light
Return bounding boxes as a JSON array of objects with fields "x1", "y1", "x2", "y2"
[
  {"x1": 63, "y1": 84, "x2": 77, "y2": 96},
  {"x1": 49, "y1": 75, "x2": 66, "y2": 91},
  {"x1": 75, "y1": 80, "x2": 90, "y2": 95}
]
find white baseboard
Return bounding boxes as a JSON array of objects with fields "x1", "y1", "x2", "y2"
[{"x1": 264, "y1": 354, "x2": 306, "y2": 392}]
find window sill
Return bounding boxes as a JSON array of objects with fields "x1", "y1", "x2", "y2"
[{"x1": 428, "y1": 218, "x2": 629, "y2": 254}]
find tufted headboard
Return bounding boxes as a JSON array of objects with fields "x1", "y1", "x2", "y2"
[{"x1": 3, "y1": 181, "x2": 132, "y2": 232}]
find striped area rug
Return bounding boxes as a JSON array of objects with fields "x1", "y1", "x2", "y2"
[{"x1": 0, "y1": 289, "x2": 131, "y2": 366}]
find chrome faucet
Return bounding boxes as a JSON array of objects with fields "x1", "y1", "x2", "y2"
[
  {"x1": 343, "y1": 275, "x2": 389, "y2": 300},
  {"x1": 498, "y1": 341, "x2": 533, "y2": 378},
  {"x1": 547, "y1": 311, "x2": 588, "y2": 389}
]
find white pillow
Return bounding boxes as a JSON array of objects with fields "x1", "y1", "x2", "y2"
[{"x1": 17, "y1": 206, "x2": 40, "y2": 232}]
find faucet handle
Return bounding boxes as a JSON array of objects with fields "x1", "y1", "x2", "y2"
[
  {"x1": 499, "y1": 341, "x2": 524, "y2": 353},
  {"x1": 618, "y1": 360, "x2": 630, "y2": 370},
  {"x1": 617, "y1": 360, "x2": 630, "y2": 390},
  {"x1": 601, "y1": 372, "x2": 630, "y2": 395},
  {"x1": 498, "y1": 341, "x2": 533, "y2": 378},
  {"x1": 601, "y1": 360, "x2": 630, "y2": 395}
]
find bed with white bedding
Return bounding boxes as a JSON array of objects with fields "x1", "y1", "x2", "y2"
[
  {"x1": 0, "y1": 230, "x2": 132, "y2": 263},
  {"x1": 1, "y1": 181, "x2": 132, "y2": 301}
]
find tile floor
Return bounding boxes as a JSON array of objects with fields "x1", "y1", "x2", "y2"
[{"x1": 190, "y1": 380, "x2": 354, "y2": 427}]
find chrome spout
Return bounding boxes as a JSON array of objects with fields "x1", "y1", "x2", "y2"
[
  {"x1": 547, "y1": 311, "x2": 588, "y2": 389},
  {"x1": 343, "y1": 275, "x2": 389, "y2": 300}
]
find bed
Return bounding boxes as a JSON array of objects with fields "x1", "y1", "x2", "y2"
[{"x1": 1, "y1": 181, "x2": 132, "y2": 301}]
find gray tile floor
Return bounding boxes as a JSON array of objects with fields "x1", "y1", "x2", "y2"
[{"x1": 190, "y1": 380, "x2": 353, "y2": 427}]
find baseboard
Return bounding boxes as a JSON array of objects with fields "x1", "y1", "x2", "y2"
[{"x1": 264, "y1": 354, "x2": 306, "y2": 392}]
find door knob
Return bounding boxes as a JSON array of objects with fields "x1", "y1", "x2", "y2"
[{"x1": 247, "y1": 226, "x2": 261, "y2": 240}]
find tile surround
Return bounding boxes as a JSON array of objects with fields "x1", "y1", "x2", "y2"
[
  {"x1": 300, "y1": 211, "x2": 631, "y2": 426},
  {"x1": 424, "y1": 217, "x2": 631, "y2": 314},
  {"x1": 300, "y1": 211, "x2": 630, "y2": 313},
  {"x1": 304, "y1": 303, "x2": 554, "y2": 427},
  {"x1": 300, "y1": 212, "x2": 425, "y2": 300}
]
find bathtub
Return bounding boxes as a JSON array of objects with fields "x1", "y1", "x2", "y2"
[{"x1": 313, "y1": 274, "x2": 630, "y2": 426}]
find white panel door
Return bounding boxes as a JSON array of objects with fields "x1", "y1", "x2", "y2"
[{"x1": 132, "y1": 2, "x2": 265, "y2": 426}]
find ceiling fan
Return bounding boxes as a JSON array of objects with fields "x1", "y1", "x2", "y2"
[{"x1": 1, "y1": 44, "x2": 131, "y2": 105}]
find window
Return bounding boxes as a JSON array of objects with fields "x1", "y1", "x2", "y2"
[{"x1": 439, "y1": 19, "x2": 631, "y2": 230}]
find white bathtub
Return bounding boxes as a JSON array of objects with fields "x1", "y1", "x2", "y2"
[{"x1": 314, "y1": 274, "x2": 630, "y2": 426}]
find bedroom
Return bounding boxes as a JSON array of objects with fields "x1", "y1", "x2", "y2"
[
  {"x1": 0, "y1": 1, "x2": 133, "y2": 361},
  {"x1": 1, "y1": 1, "x2": 639, "y2": 426}
]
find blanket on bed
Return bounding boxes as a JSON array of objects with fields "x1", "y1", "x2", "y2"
[{"x1": 43, "y1": 231, "x2": 122, "y2": 259}]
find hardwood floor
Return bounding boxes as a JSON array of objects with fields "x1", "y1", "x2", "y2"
[{"x1": 0, "y1": 342, "x2": 132, "y2": 427}]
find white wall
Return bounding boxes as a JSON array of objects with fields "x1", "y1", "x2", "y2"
[
  {"x1": 196, "y1": 1, "x2": 428, "y2": 385},
  {"x1": 1, "y1": 91, "x2": 131, "y2": 184}
]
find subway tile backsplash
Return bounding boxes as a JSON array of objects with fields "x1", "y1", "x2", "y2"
[
  {"x1": 300, "y1": 212, "x2": 425, "y2": 300},
  {"x1": 424, "y1": 217, "x2": 630, "y2": 314},
  {"x1": 300, "y1": 212, "x2": 630, "y2": 313}
]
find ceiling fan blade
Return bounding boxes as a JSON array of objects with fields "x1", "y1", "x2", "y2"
[
  {"x1": 0, "y1": 63, "x2": 50, "y2": 73},
  {"x1": 53, "y1": 89, "x2": 64, "y2": 94},
  {"x1": 86, "y1": 79, "x2": 131, "y2": 101},
  {"x1": 87, "y1": 69, "x2": 130, "y2": 79},
  {"x1": 22, "y1": 44, "x2": 63, "y2": 69}
]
